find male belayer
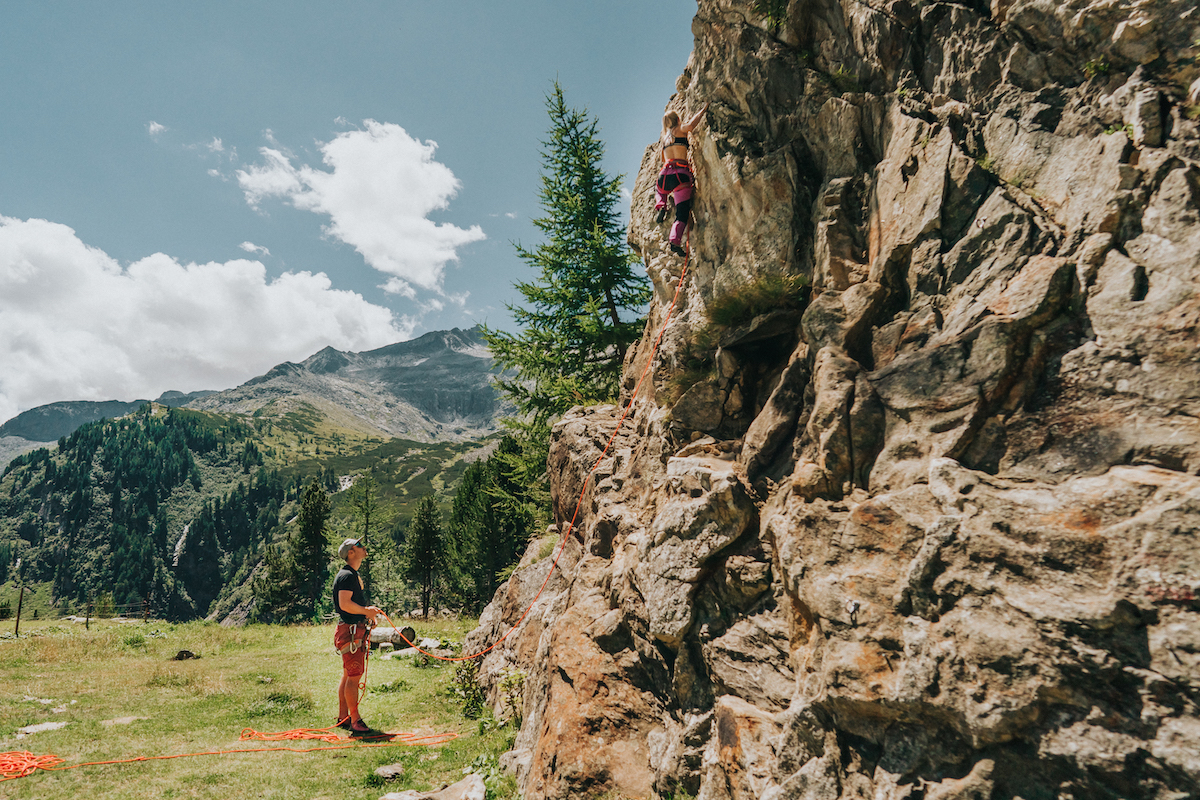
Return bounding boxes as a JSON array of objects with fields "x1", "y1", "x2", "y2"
[
  {"x1": 656, "y1": 102, "x2": 708, "y2": 257},
  {"x1": 333, "y1": 537, "x2": 382, "y2": 736}
]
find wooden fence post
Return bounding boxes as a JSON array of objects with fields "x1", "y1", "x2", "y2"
[{"x1": 12, "y1": 559, "x2": 23, "y2": 637}]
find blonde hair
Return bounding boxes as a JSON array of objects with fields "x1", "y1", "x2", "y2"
[{"x1": 662, "y1": 111, "x2": 680, "y2": 132}]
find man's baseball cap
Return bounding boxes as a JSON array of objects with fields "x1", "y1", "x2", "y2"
[{"x1": 338, "y1": 538, "x2": 363, "y2": 559}]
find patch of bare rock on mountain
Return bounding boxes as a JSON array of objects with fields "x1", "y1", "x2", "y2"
[
  {"x1": 186, "y1": 325, "x2": 510, "y2": 442},
  {"x1": 464, "y1": 1, "x2": 1200, "y2": 799}
]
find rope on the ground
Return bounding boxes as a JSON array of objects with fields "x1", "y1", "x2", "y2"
[{"x1": 0, "y1": 724, "x2": 458, "y2": 783}]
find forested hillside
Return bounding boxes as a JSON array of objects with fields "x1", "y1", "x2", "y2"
[
  {"x1": 0, "y1": 403, "x2": 506, "y2": 622},
  {"x1": 1, "y1": 406, "x2": 283, "y2": 619}
]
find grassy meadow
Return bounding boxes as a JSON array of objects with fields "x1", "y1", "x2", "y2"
[{"x1": 0, "y1": 617, "x2": 517, "y2": 799}]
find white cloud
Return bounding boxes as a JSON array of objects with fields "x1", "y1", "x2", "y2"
[
  {"x1": 236, "y1": 120, "x2": 485, "y2": 296},
  {"x1": 207, "y1": 137, "x2": 225, "y2": 153},
  {"x1": 239, "y1": 241, "x2": 270, "y2": 256},
  {"x1": 148, "y1": 121, "x2": 167, "y2": 136},
  {"x1": 505, "y1": 211, "x2": 518, "y2": 219},
  {"x1": 0, "y1": 216, "x2": 414, "y2": 424}
]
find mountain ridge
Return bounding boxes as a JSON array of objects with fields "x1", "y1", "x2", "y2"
[
  {"x1": 186, "y1": 324, "x2": 508, "y2": 442},
  {"x1": 0, "y1": 325, "x2": 509, "y2": 453}
]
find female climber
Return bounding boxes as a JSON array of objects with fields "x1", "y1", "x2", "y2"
[{"x1": 656, "y1": 103, "x2": 708, "y2": 257}]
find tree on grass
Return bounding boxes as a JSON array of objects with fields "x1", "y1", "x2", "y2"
[
  {"x1": 253, "y1": 477, "x2": 331, "y2": 622},
  {"x1": 445, "y1": 437, "x2": 536, "y2": 613},
  {"x1": 293, "y1": 478, "x2": 332, "y2": 606},
  {"x1": 401, "y1": 494, "x2": 446, "y2": 619},
  {"x1": 345, "y1": 471, "x2": 383, "y2": 587}
]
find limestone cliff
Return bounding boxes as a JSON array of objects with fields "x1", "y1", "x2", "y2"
[{"x1": 465, "y1": 1, "x2": 1200, "y2": 798}]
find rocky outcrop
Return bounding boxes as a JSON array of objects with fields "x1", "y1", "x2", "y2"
[{"x1": 466, "y1": 1, "x2": 1200, "y2": 798}]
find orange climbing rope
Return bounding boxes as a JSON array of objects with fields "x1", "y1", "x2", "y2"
[
  {"x1": 388, "y1": 227, "x2": 694, "y2": 663},
  {"x1": 0, "y1": 724, "x2": 457, "y2": 783}
]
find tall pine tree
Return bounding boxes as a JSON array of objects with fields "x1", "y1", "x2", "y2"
[
  {"x1": 445, "y1": 437, "x2": 537, "y2": 613},
  {"x1": 401, "y1": 494, "x2": 445, "y2": 619},
  {"x1": 484, "y1": 81, "x2": 650, "y2": 428},
  {"x1": 293, "y1": 478, "x2": 332, "y2": 612},
  {"x1": 345, "y1": 471, "x2": 381, "y2": 587},
  {"x1": 252, "y1": 477, "x2": 330, "y2": 622}
]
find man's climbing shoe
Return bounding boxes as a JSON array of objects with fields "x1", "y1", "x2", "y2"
[
  {"x1": 336, "y1": 717, "x2": 353, "y2": 730},
  {"x1": 670, "y1": 243, "x2": 686, "y2": 257},
  {"x1": 349, "y1": 719, "x2": 375, "y2": 736},
  {"x1": 656, "y1": 206, "x2": 668, "y2": 223}
]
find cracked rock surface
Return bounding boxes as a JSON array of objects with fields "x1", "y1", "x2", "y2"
[{"x1": 465, "y1": 1, "x2": 1200, "y2": 797}]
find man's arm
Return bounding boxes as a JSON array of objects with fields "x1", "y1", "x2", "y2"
[{"x1": 337, "y1": 590, "x2": 380, "y2": 622}]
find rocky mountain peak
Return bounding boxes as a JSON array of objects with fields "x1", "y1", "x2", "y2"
[
  {"x1": 465, "y1": 2, "x2": 1200, "y2": 798},
  {"x1": 302, "y1": 346, "x2": 351, "y2": 375},
  {"x1": 188, "y1": 324, "x2": 508, "y2": 442}
]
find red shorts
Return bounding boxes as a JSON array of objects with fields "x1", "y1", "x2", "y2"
[{"x1": 334, "y1": 623, "x2": 369, "y2": 677}]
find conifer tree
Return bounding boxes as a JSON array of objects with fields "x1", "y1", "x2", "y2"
[
  {"x1": 293, "y1": 478, "x2": 332, "y2": 612},
  {"x1": 346, "y1": 471, "x2": 381, "y2": 587},
  {"x1": 401, "y1": 494, "x2": 445, "y2": 619},
  {"x1": 484, "y1": 81, "x2": 650, "y2": 429},
  {"x1": 252, "y1": 477, "x2": 330, "y2": 622},
  {"x1": 445, "y1": 438, "x2": 537, "y2": 613}
]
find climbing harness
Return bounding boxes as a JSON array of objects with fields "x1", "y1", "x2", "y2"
[
  {"x1": 335, "y1": 621, "x2": 371, "y2": 656},
  {"x1": 334, "y1": 620, "x2": 375, "y2": 706}
]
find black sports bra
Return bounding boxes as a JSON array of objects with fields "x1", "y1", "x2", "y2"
[{"x1": 662, "y1": 135, "x2": 688, "y2": 151}]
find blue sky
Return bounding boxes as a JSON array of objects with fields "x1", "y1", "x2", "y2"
[{"x1": 0, "y1": 1, "x2": 696, "y2": 422}]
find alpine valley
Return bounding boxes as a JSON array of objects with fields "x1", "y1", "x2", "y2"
[{"x1": 0, "y1": 325, "x2": 509, "y2": 621}]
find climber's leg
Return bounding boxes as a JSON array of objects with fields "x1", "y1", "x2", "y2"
[
  {"x1": 669, "y1": 196, "x2": 693, "y2": 246},
  {"x1": 655, "y1": 172, "x2": 679, "y2": 211}
]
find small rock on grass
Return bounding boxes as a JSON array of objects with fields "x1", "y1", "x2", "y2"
[
  {"x1": 374, "y1": 762, "x2": 405, "y2": 780},
  {"x1": 15, "y1": 721, "x2": 69, "y2": 738},
  {"x1": 380, "y1": 773, "x2": 485, "y2": 800},
  {"x1": 100, "y1": 716, "x2": 148, "y2": 727}
]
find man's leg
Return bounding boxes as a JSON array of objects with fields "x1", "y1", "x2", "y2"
[{"x1": 340, "y1": 670, "x2": 360, "y2": 722}]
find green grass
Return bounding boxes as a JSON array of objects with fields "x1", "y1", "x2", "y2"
[
  {"x1": 830, "y1": 65, "x2": 860, "y2": 94},
  {"x1": 0, "y1": 618, "x2": 516, "y2": 799},
  {"x1": 752, "y1": 0, "x2": 787, "y2": 29},
  {"x1": 663, "y1": 363, "x2": 716, "y2": 406},
  {"x1": 1083, "y1": 57, "x2": 1109, "y2": 79},
  {"x1": 705, "y1": 273, "x2": 809, "y2": 330}
]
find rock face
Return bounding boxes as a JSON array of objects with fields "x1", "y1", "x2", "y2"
[{"x1": 466, "y1": 2, "x2": 1200, "y2": 798}]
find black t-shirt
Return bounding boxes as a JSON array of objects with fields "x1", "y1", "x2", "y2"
[{"x1": 333, "y1": 565, "x2": 367, "y2": 624}]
